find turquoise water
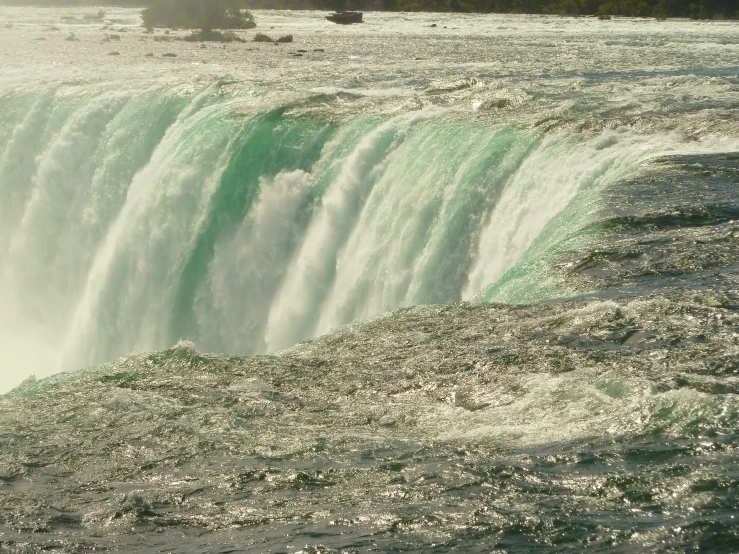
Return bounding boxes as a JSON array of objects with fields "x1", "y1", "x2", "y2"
[
  {"x1": 1, "y1": 8, "x2": 739, "y2": 553},
  {"x1": 0, "y1": 90, "x2": 661, "y2": 382}
]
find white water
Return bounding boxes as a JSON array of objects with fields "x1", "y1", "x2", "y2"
[{"x1": 1, "y1": 8, "x2": 738, "y2": 392}]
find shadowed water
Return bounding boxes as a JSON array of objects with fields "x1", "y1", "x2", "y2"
[{"x1": 3, "y1": 153, "x2": 739, "y2": 552}]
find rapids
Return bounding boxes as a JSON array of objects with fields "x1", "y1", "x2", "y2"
[{"x1": 1, "y1": 8, "x2": 739, "y2": 553}]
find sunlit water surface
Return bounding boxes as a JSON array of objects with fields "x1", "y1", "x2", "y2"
[{"x1": 1, "y1": 8, "x2": 739, "y2": 553}]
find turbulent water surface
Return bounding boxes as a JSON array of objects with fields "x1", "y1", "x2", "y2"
[{"x1": 1, "y1": 8, "x2": 739, "y2": 553}]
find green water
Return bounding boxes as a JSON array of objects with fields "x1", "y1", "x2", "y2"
[{"x1": 2, "y1": 8, "x2": 739, "y2": 553}]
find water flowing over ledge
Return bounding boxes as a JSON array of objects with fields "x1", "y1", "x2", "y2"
[
  {"x1": 2, "y1": 9, "x2": 739, "y2": 389},
  {"x1": 3, "y1": 10, "x2": 739, "y2": 552},
  {"x1": 3, "y1": 84, "x2": 738, "y2": 390}
]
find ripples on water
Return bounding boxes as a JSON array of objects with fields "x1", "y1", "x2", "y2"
[{"x1": 1, "y1": 8, "x2": 739, "y2": 553}]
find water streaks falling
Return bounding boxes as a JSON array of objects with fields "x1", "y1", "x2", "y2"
[{"x1": 0, "y1": 87, "x2": 733, "y2": 389}]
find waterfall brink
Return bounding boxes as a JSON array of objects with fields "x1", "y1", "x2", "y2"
[{"x1": 0, "y1": 87, "x2": 707, "y2": 389}]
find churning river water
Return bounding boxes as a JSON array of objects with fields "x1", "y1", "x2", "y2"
[{"x1": 1, "y1": 7, "x2": 739, "y2": 553}]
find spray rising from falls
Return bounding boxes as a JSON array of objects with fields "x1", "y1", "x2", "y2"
[{"x1": 0, "y1": 86, "x2": 716, "y2": 388}]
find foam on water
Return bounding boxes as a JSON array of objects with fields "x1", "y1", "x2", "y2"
[
  {"x1": 5, "y1": 89, "x2": 732, "y2": 390},
  {"x1": 3, "y1": 288, "x2": 739, "y2": 551},
  {"x1": 2, "y1": 12, "x2": 739, "y2": 549},
  {"x1": 1, "y1": 5, "x2": 739, "y2": 391}
]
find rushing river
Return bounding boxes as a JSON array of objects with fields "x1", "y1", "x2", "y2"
[{"x1": 1, "y1": 7, "x2": 739, "y2": 553}]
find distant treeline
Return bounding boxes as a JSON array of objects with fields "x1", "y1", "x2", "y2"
[
  {"x1": 254, "y1": 0, "x2": 738, "y2": 18},
  {"x1": 0, "y1": 0, "x2": 150, "y2": 5},
  {"x1": 1, "y1": 0, "x2": 736, "y2": 19}
]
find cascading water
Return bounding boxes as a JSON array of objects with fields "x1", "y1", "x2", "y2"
[
  {"x1": 5, "y1": 81, "x2": 739, "y2": 392},
  {"x1": 1, "y1": 86, "x2": 713, "y2": 388},
  {"x1": 3, "y1": 9, "x2": 739, "y2": 552}
]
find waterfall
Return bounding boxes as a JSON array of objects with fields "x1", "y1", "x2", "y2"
[{"x1": 0, "y1": 86, "x2": 697, "y2": 389}]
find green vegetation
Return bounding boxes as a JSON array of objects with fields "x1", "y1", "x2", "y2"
[
  {"x1": 141, "y1": 0, "x2": 256, "y2": 33},
  {"x1": 0, "y1": 0, "x2": 734, "y2": 20},
  {"x1": 253, "y1": 31, "x2": 273, "y2": 41},
  {"x1": 246, "y1": 0, "x2": 736, "y2": 18},
  {"x1": 276, "y1": 34, "x2": 294, "y2": 42}
]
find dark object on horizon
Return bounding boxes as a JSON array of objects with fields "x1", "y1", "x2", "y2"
[
  {"x1": 598, "y1": 13, "x2": 611, "y2": 18},
  {"x1": 325, "y1": 11, "x2": 363, "y2": 24},
  {"x1": 276, "y1": 34, "x2": 293, "y2": 42}
]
